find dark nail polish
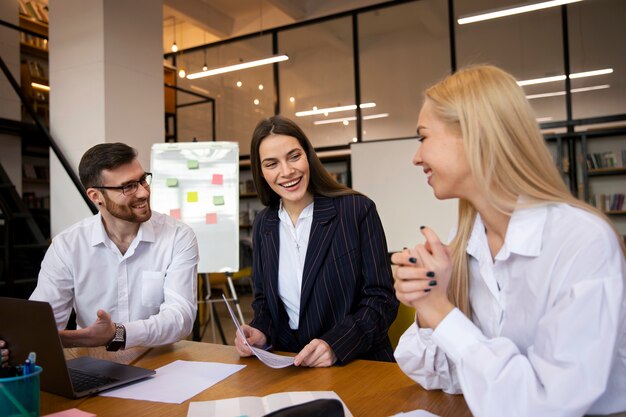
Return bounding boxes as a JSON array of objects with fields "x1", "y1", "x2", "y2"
[
  {"x1": 424, "y1": 288, "x2": 431, "y2": 293},
  {"x1": 409, "y1": 257, "x2": 417, "y2": 264},
  {"x1": 420, "y1": 225, "x2": 426, "y2": 230},
  {"x1": 429, "y1": 280, "x2": 437, "y2": 286},
  {"x1": 426, "y1": 271, "x2": 435, "y2": 278}
]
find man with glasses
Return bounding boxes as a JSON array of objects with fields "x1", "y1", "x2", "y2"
[{"x1": 26, "y1": 142, "x2": 199, "y2": 351}]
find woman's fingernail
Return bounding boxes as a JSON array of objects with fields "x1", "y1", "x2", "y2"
[
  {"x1": 409, "y1": 257, "x2": 417, "y2": 264},
  {"x1": 429, "y1": 280, "x2": 437, "y2": 286},
  {"x1": 420, "y1": 225, "x2": 426, "y2": 230},
  {"x1": 424, "y1": 288, "x2": 431, "y2": 293},
  {"x1": 426, "y1": 271, "x2": 435, "y2": 278}
]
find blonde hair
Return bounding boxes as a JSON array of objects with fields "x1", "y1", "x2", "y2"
[{"x1": 424, "y1": 65, "x2": 626, "y2": 317}]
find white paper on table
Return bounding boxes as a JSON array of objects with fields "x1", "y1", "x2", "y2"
[
  {"x1": 99, "y1": 360, "x2": 245, "y2": 404},
  {"x1": 187, "y1": 390, "x2": 353, "y2": 417},
  {"x1": 390, "y1": 410, "x2": 440, "y2": 417},
  {"x1": 222, "y1": 294, "x2": 295, "y2": 368}
]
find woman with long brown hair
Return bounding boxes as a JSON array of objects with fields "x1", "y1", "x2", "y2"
[{"x1": 234, "y1": 115, "x2": 398, "y2": 367}]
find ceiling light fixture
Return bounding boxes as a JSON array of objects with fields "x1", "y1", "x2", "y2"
[
  {"x1": 171, "y1": 17, "x2": 178, "y2": 52},
  {"x1": 517, "y1": 68, "x2": 613, "y2": 86},
  {"x1": 202, "y1": 32, "x2": 208, "y2": 71},
  {"x1": 187, "y1": 55, "x2": 289, "y2": 79},
  {"x1": 31, "y1": 82, "x2": 50, "y2": 91},
  {"x1": 458, "y1": 0, "x2": 583, "y2": 25},
  {"x1": 296, "y1": 103, "x2": 376, "y2": 117},
  {"x1": 313, "y1": 113, "x2": 390, "y2": 125},
  {"x1": 526, "y1": 84, "x2": 610, "y2": 100}
]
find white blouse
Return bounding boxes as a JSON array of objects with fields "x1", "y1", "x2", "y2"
[
  {"x1": 277, "y1": 201, "x2": 314, "y2": 329},
  {"x1": 394, "y1": 203, "x2": 626, "y2": 417}
]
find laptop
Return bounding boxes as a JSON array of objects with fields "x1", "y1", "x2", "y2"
[{"x1": 0, "y1": 297, "x2": 155, "y2": 398}]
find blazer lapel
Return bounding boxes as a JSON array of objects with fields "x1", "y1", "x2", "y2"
[
  {"x1": 299, "y1": 195, "x2": 337, "y2": 317},
  {"x1": 260, "y1": 208, "x2": 286, "y2": 324}
]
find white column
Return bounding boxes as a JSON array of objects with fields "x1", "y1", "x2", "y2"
[
  {"x1": 0, "y1": 0, "x2": 22, "y2": 194},
  {"x1": 49, "y1": 0, "x2": 163, "y2": 235}
]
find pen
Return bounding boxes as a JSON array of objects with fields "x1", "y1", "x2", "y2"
[
  {"x1": 23, "y1": 359, "x2": 30, "y2": 375},
  {"x1": 27, "y1": 352, "x2": 36, "y2": 374}
]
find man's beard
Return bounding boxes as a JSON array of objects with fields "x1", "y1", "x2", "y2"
[{"x1": 102, "y1": 193, "x2": 152, "y2": 223}]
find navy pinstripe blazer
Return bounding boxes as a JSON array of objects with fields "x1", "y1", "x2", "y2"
[{"x1": 249, "y1": 193, "x2": 399, "y2": 364}]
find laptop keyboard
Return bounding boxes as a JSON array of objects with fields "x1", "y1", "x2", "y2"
[{"x1": 69, "y1": 367, "x2": 119, "y2": 392}]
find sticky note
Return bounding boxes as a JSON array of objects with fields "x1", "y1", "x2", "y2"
[
  {"x1": 187, "y1": 191, "x2": 198, "y2": 203},
  {"x1": 166, "y1": 178, "x2": 178, "y2": 187},
  {"x1": 213, "y1": 195, "x2": 225, "y2": 206},
  {"x1": 169, "y1": 208, "x2": 181, "y2": 220},
  {"x1": 206, "y1": 213, "x2": 217, "y2": 224},
  {"x1": 42, "y1": 408, "x2": 97, "y2": 417},
  {"x1": 212, "y1": 174, "x2": 223, "y2": 185},
  {"x1": 187, "y1": 160, "x2": 199, "y2": 169}
]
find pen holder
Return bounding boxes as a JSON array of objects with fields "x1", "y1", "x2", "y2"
[{"x1": 0, "y1": 365, "x2": 42, "y2": 417}]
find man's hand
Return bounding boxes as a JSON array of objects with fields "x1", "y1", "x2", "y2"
[
  {"x1": 59, "y1": 309, "x2": 116, "y2": 348},
  {"x1": 234, "y1": 324, "x2": 267, "y2": 357},
  {"x1": 1, "y1": 340, "x2": 9, "y2": 366},
  {"x1": 294, "y1": 339, "x2": 337, "y2": 367}
]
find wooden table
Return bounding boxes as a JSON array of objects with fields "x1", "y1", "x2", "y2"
[{"x1": 41, "y1": 341, "x2": 471, "y2": 417}]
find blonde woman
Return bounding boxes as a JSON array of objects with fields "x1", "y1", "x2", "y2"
[{"x1": 393, "y1": 65, "x2": 626, "y2": 417}]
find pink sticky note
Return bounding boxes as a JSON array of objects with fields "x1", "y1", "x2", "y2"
[
  {"x1": 170, "y1": 208, "x2": 181, "y2": 220},
  {"x1": 206, "y1": 213, "x2": 217, "y2": 224},
  {"x1": 212, "y1": 174, "x2": 223, "y2": 185}
]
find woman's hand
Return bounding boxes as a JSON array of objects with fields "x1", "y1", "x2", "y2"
[
  {"x1": 234, "y1": 324, "x2": 267, "y2": 357},
  {"x1": 392, "y1": 226, "x2": 455, "y2": 329},
  {"x1": 294, "y1": 339, "x2": 337, "y2": 367}
]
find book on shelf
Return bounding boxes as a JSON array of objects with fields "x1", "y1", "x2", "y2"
[
  {"x1": 586, "y1": 150, "x2": 625, "y2": 169},
  {"x1": 591, "y1": 193, "x2": 625, "y2": 212},
  {"x1": 19, "y1": 0, "x2": 48, "y2": 24}
]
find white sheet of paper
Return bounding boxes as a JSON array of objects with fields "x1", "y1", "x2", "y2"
[
  {"x1": 187, "y1": 390, "x2": 353, "y2": 417},
  {"x1": 99, "y1": 360, "x2": 245, "y2": 404},
  {"x1": 391, "y1": 410, "x2": 440, "y2": 417},
  {"x1": 222, "y1": 294, "x2": 295, "y2": 368}
]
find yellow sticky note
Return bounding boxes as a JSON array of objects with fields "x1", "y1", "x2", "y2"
[
  {"x1": 213, "y1": 195, "x2": 225, "y2": 206},
  {"x1": 187, "y1": 192, "x2": 198, "y2": 203},
  {"x1": 187, "y1": 160, "x2": 199, "y2": 169}
]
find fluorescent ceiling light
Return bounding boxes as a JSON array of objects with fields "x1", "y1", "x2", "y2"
[
  {"x1": 187, "y1": 55, "x2": 288, "y2": 79},
  {"x1": 31, "y1": 82, "x2": 49, "y2": 91},
  {"x1": 296, "y1": 102, "x2": 376, "y2": 117},
  {"x1": 526, "y1": 84, "x2": 610, "y2": 100},
  {"x1": 536, "y1": 117, "x2": 553, "y2": 123},
  {"x1": 458, "y1": 0, "x2": 582, "y2": 25},
  {"x1": 190, "y1": 85, "x2": 210, "y2": 95},
  {"x1": 517, "y1": 68, "x2": 613, "y2": 86},
  {"x1": 313, "y1": 113, "x2": 390, "y2": 125}
]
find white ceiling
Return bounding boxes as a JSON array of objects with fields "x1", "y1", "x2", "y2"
[{"x1": 162, "y1": 0, "x2": 392, "y2": 52}]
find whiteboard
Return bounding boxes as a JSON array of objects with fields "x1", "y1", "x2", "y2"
[
  {"x1": 351, "y1": 138, "x2": 458, "y2": 252},
  {"x1": 150, "y1": 142, "x2": 239, "y2": 273}
]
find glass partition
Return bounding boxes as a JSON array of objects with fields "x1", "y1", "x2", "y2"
[
  {"x1": 359, "y1": 0, "x2": 450, "y2": 141},
  {"x1": 455, "y1": 0, "x2": 566, "y2": 124},
  {"x1": 278, "y1": 17, "x2": 355, "y2": 148}
]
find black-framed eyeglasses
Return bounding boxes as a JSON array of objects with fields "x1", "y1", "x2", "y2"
[{"x1": 92, "y1": 172, "x2": 152, "y2": 196}]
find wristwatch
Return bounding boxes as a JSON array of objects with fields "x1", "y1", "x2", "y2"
[{"x1": 105, "y1": 323, "x2": 126, "y2": 352}]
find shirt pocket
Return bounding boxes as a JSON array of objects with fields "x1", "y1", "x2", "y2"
[{"x1": 141, "y1": 271, "x2": 165, "y2": 307}]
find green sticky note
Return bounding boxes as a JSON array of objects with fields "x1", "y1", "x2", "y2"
[
  {"x1": 187, "y1": 191, "x2": 198, "y2": 203},
  {"x1": 213, "y1": 195, "x2": 225, "y2": 206},
  {"x1": 166, "y1": 178, "x2": 178, "y2": 187},
  {"x1": 187, "y1": 160, "x2": 199, "y2": 169}
]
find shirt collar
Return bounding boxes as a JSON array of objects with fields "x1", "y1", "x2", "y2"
[
  {"x1": 89, "y1": 213, "x2": 156, "y2": 246},
  {"x1": 467, "y1": 203, "x2": 548, "y2": 260},
  {"x1": 278, "y1": 200, "x2": 314, "y2": 224}
]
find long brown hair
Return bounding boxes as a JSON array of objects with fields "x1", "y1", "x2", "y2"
[{"x1": 250, "y1": 115, "x2": 358, "y2": 207}]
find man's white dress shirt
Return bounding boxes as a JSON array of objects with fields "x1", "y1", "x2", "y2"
[
  {"x1": 30, "y1": 211, "x2": 199, "y2": 348},
  {"x1": 395, "y1": 203, "x2": 626, "y2": 417}
]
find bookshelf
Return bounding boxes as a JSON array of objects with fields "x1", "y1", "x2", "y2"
[{"x1": 18, "y1": 2, "x2": 51, "y2": 238}]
